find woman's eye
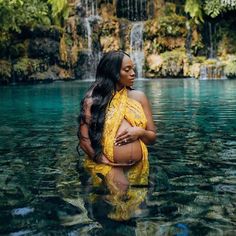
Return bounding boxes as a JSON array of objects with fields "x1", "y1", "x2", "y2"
[{"x1": 124, "y1": 67, "x2": 135, "y2": 72}]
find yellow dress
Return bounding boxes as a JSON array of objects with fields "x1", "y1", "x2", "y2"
[
  {"x1": 84, "y1": 87, "x2": 149, "y2": 186},
  {"x1": 84, "y1": 87, "x2": 149, "y2": 221}
]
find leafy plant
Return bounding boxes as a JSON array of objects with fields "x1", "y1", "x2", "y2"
[
  {"x1": 185, "y1": 0, "x2": 236, "y2": 22},
  {"x1": 204, "y1": 0, "x2": 236, "y2": 18},
  {"x1": 203, "y1": 0, "x2": 222, "y2": 17},
  {"x1": 184, "y1": 0, "x2": 203, "y2": 24},
  {"x1": 47, "y1": 0, "x2": 69, "y2": 26},
  {"x1": 0, "y1": 0, "x2": 50, "y2": 41},
  {"x1": 225, "y1": 56, "x2": 236, "y2": 78},
  {"x1": 0, "y1": 0, "x2": 69, "y2": 43}
]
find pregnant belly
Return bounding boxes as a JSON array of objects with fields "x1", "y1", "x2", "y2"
[{"x1": 113, "y1": 119, "x2": 142, "y2": 164}]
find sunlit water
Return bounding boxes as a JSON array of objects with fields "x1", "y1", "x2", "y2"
[{"x1": 0, "y1": 79, "x2": 236, "y2": 235}]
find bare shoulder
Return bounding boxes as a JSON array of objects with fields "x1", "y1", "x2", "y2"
[{"x1": 127, "y1": 89, "x2": 148, "y2": 105}]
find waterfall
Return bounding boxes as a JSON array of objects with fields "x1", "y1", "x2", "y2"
[
  {"x1": 185, "y1": 21, "x2": 192, "y2": 63},
  {"x1": 81, "y1": 0, "x2": 100, "y2": 51},
  {"x1": 127, "y1": 0, "x2": 130, "y2": 20},
  {"x1": 76, "y1": 0, "x2": 101, "y2": 80},
  {"x1": 199, "y1": 65, "x2": 207, "y2": 80},
  {"x1": 116, "y1": 0, "x2": 147, "y2": 21},
  {"x1": 134, "y1": 0, "x2": 138, "y2": 21},
  {"x1": 199, "y1": 63, "x2": 226, "y2": 80},
  {"x1": 208, "y1": 22, "x2": 214, "y2": 58},
  {"x1": 84, "y1": 18, "x2": 92, "y2": 51},
  {"x1": 83, "y1": 0, "x2": 98, "y2": 17},
  {"x1": 130, "y1": 22, "x2": 144, "y2": 78}
]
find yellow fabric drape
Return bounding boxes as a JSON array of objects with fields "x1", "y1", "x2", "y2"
[{"x1": 84, "y1": 87, "x2": 149, "y2": 186}]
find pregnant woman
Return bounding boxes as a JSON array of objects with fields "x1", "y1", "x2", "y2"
[{"x1": 78, "y1": 51, "x2": 156, "y2": 220}]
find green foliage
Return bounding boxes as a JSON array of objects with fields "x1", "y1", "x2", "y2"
[
  {"x1": 185, "y1": 0, "x2": 236, "y2": 21},
  {"x1": 13, "y1": 57, "x2": 42, "y2": 77},
  {"x1": 204, "y1": 0, "x2": 236, "y2": 18},
  {"x1": 47, "y1": 0, "x2": 69, "y2": 26},
  {"x1": 164, "y1": 2, "x2": 176, "y2": 15},
  {"x1": 9, "y1": 43, "x2": 27, "y2": 58},
  {"x1": 158, "y1": 49, "x2": 186, "y2": 77},
  {"x1": 0, "y1": 0, "x2": 50, "y2": 35},
  {"x1": 225, "y1": 56, "x2": 236, "y2": 78},
  {"x1": 144, "y1": 15, "x2": 186, "y2": 40},
  {"x1": 203, "y1": 0, "x2": 222, "y2": 17},
  {"x1": 0, "y1": 0, "x2": 69, "y2": 43},
  {"x1": 159, "y1": 15, "x2": 187, "y2": 37},
  {"x1": 184, "y1": 0, "x2": 203, "y2": 24},
  {"x1": 0, "y1": 60, "x2": 11, "y2": 79}
]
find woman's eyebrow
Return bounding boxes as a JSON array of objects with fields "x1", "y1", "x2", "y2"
[{"x1": 123, "y1": 64, "x2": 135, "y2": 69}]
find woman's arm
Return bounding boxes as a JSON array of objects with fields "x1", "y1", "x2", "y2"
[
  {"x1": 79, "y1": 97, "x2": 96, "y2": 159},
  {"x1": 115, "y1": 91, "x2": 156, "y2": 145},
  {"x1": 79, "y1": 98, "x2": 136, "y2": 167},
  {"x1": 137, "y1": 91, "x2": 156, "y2": 144}
]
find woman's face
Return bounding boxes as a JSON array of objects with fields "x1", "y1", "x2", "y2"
[{"x1": 117, "y1": 55, "x2": 135, "y2": 89}]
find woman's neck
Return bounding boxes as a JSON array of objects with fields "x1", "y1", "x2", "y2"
[{"x1": 116, "y1": 84, "x2": 125, "y2": 91}]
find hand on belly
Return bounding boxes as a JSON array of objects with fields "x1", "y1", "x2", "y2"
[{"x1": 113, "y1": 119, "x2": 142, "y2": 164}]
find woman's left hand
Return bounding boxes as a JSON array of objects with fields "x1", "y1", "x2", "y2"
[{"x1": 115, "y1": 127, "x2": 143, "y2": 146}]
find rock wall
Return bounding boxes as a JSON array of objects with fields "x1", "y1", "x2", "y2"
[{"x1": 1, "y1": 0, "x2": 236, "y2": 84}]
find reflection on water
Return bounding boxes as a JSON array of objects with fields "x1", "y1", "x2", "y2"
[{"x1": 0, "y1": 79, "x2": 236, "y2": 235}]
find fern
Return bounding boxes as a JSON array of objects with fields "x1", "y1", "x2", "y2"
[
  {"x1": 47, "y1": 0, "x2": 69, "y2": 26},
  {"x1": 204, "y1": 0, "x2": 236, "y2": 18},
  {"x1": 185, "y1": 0, "x2": 204, "y2": 24},
  {"x1": 204, "y1": 0, "x2": 222, "y2": 17}
]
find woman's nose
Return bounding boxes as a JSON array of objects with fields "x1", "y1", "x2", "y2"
[{"x1": 130, "y1": 69, "x2": 135, "y2": 76}]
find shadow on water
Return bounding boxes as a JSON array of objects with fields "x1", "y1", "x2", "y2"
[{"x1": 0, "y1": 79, "x2": 236, "y2": 235}]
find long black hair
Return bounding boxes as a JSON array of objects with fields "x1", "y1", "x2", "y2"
[{"x1": 78, "y1": 50, "x2": 130, "y2": 162}]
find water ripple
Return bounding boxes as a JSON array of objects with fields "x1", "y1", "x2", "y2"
[{"x1": 1, "y1": 79, "x2": 236, "y2": 235}]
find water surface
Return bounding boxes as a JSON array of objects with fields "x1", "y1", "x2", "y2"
[{"x1": 0, "y1": 79, "x2": 236, "y2": 235}]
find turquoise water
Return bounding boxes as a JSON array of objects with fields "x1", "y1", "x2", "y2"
[{"x1": 0, "y1": 79, "x2": 236, "y2": 235}]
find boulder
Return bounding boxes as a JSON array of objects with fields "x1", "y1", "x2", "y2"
[{"x1": 146, "y1": 54, "x2": 163, "y2": 71}]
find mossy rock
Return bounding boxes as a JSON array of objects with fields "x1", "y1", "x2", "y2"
[
  {"x1": 0, "y1": 60, "x2": 11, "y2": 84},
  {"x1": 29, "y1": 69, "x2": 57, "y2": 82},
  {"x1": 192, "y1": 56, "x2": 207, "y2": 64},
  {"x1": 159, "y1": 15, "x2": 186, "y2": 37},
  {"x1": 160, "y1": 49, "x2": 186, "y2": 77},
  {"x1": 22, "y1": 26, "x2": 63, "y2": 42},
  {"x1": 145, "y1": 49, "x2": 187, "y2": 78},
  {"x1": 12, "y1": 58, "x2": 48, "y2": 81},
  {"x1": 224, "y1": 55, "x2": 236, "y2": 78},
  {"x1": 144, "y1": 15, "x2": 187, "y2": 40},
  {"x1": 0, "y1": 41, "x2": 9, "y2": 59},
  {"x1": 164, "y1": 2, "x2": 176, "y2": 15},
  {"x1": 190, "y1": 27, "x2": 204, "y2": 56},
  {"x1": 144, "y1": 19, "x2": 158, "y2": 39},
  {"x1": 28, "y1": 38, "x2": 60, "y2": 64},
  {"x1": 188, "y1": 56, "x2": 207, "y2": 78},
  {"x1": 217, "y1": 16, "x2": 236, "y2": 56},
  {"x1": 100, "y1": 19, "x2": 119, "y2": 37},
  {"x1": 9, "y1": 43, "x2": 27, "y2": 59}
]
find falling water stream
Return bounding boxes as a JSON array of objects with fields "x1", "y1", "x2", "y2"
[{"x1": 130, "y1": 22, "x2": 144, "y2": 78}]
